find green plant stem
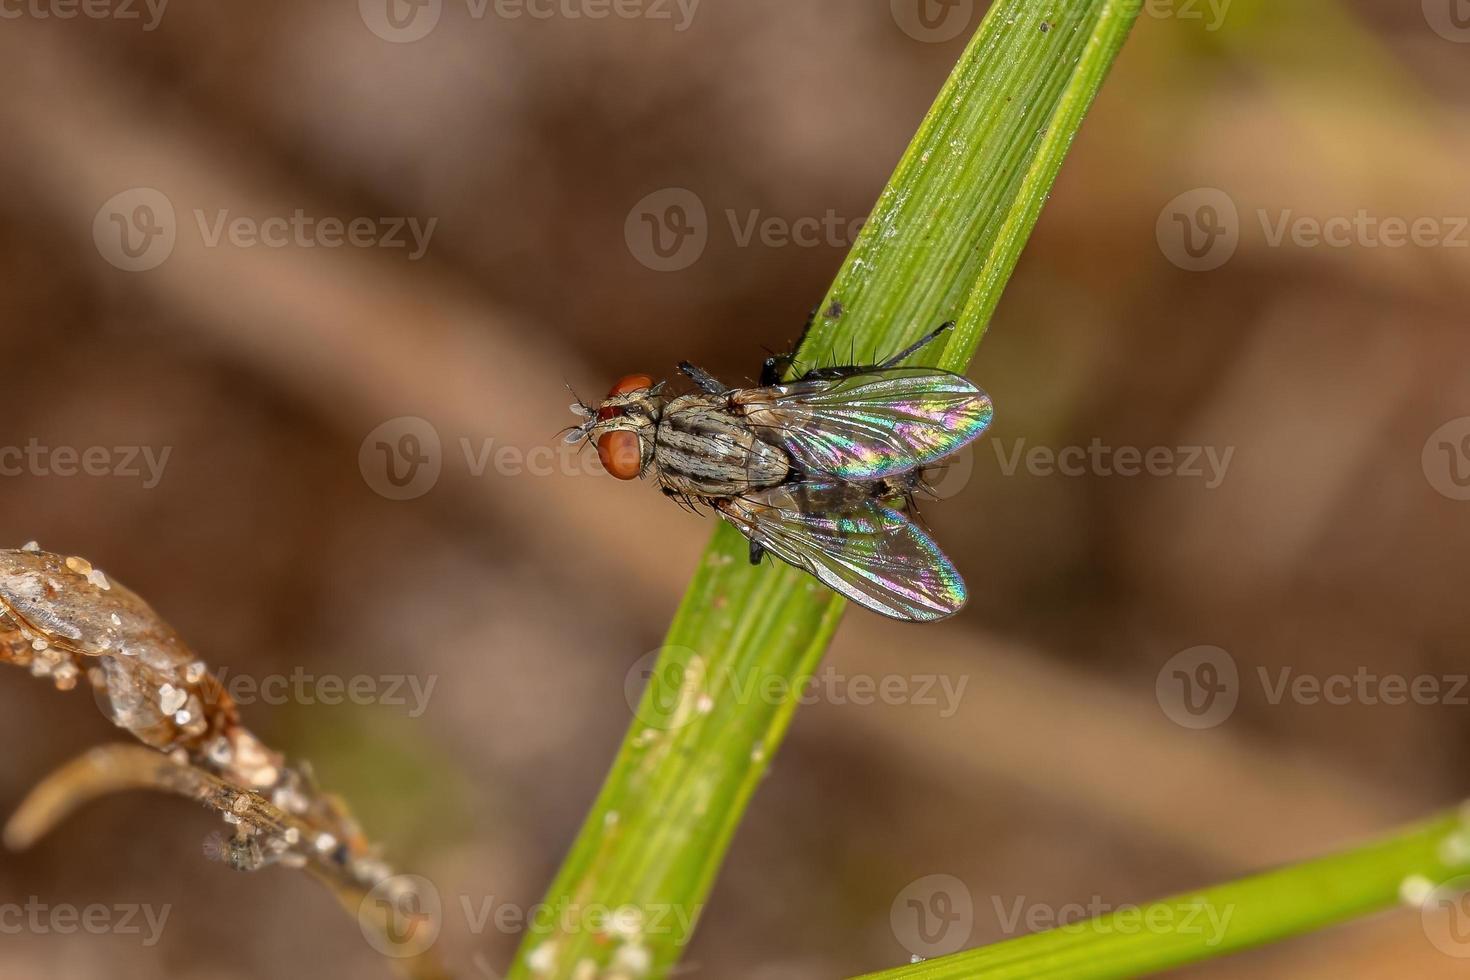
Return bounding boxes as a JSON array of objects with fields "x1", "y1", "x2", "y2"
[
  {"x1": 508, "y1": 4, "x2": 1138, "y2": 977},
  {"x1": 854, "y1": 809, "x2": 1470, "y2": 979}
]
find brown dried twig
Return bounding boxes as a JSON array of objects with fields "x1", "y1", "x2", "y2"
[{"x1": 0, "y1": 545, "x2": 448, "y2": 980}]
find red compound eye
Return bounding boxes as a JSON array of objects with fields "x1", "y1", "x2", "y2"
[
  {"x1": 597, "y1": 374, "x2": 654, "y2": 421},
  {"x1": 597, "y1": 430, "x2": 643, "y2": 480},
  {"x1": 595, "y1": 374, "x2": 652, "y2": 480}
]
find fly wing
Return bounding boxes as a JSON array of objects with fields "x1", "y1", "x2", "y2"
[
  {"x1": 717, "y1": 483, "x2": 967, "y2": 622},
  {"x1": 733, "y1": 368, "x2": 993, "y2": 481}
]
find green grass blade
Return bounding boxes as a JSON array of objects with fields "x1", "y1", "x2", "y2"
[
  {"x1": 508, "y1": 3, "x2": 1139, "y2": 977},
  {"x1": 854, "y1": 809, "x2": 1470, "y2": 978}
]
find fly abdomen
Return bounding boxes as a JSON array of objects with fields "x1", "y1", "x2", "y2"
[{"x1": 654, "y1": 395, "x2": 790, "y2": 497}]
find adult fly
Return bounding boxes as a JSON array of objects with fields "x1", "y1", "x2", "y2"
[{"x1": 567, "y1": 324, "x2": 992, "y2": 622}]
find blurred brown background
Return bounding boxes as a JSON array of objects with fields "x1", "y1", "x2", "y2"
[{"x1": 1, "y1": 1, "x2": 1469, "y2": 977}]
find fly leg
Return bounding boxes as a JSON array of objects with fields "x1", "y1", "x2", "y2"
[
  {"x1": 676, "y1": 361, "x2": 729, "y2": 395},
  {"x1": 749, "y1": 538, "x2": 766, "y2": 565},
  {"x1": 797, "y1": 321, "x2": 955, "y2": 381},
  {"x1": 760, "y1": 303, "x2": 823, "y2": 386},
  {"x1": 876, "y1": 321, "x2": 955, "y2": 368},
  {"x1": 760, "y1": 353, "x2": 793, "y2": 387}
]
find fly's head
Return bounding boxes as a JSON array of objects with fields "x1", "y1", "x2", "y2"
[{"x1": 566, "y1": 374, "x2": 665, "y2": 480}]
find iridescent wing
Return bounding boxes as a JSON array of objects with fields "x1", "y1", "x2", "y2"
[
  {"x1": 717, "y1": 483, "x2": 967, "y2": 622},
  {"x1": 732, "y1": 368, "x2": 993, "y2": 481}
]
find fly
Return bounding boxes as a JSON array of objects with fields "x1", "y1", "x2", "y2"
[{"x1": 566, "y1": 323, "x2": 993, "y2": 622}]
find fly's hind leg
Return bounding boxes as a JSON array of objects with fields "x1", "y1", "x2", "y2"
[
  {"x1": 877, "y1": 321, "x2": 955, "y2": 368},
  {"x1": 677, "y1": 361, "x2": 729, "y2": 395},
  {"x1": 797, "y1": 321, "x2": 956, "y2": 381}
]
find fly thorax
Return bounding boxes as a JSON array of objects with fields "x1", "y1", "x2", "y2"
[{"x1": 654, "y1": 396, "x2": 790, "y2": 496}]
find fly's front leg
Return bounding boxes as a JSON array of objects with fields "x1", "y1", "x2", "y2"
[
  {"x1": 759, "y1": 353, "x2": 792, "y2": 387},
  {"x1": 676, "y1": 361, "x2": 729, "y2": 395},
  {"x1": 761, "y1": 303, "x2": 824, "y2": 386}
]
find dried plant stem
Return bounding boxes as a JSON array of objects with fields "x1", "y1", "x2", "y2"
[{"x1": 0, "y1": 547, "x2": 449, "y2": 980}]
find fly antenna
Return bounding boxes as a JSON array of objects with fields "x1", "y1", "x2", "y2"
[{"x1": 561, "y1": 383, "x2": 598, "y2": 444}]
